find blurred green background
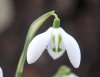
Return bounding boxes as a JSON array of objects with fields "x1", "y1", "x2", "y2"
[{"x1": 0, "y1": 0, "x2": 100, "y2": 77}]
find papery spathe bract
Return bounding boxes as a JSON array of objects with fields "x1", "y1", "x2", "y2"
[{"x1": 27, "y1": 27, "x2": 81, "y2": 68}]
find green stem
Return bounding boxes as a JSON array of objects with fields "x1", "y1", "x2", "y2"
[{"x1": 15, "y1": 11, "x2": 59, "y2": 77}]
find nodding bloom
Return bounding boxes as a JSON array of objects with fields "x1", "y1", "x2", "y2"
[
  {"x1": 27, "y1": 27, "x2": 81, "y2": 68},
  {"x1": 62, "y1": 73, "x2": 78, "y2": 77},
  {"x1": 0, "y1": 67, "x2": 3, "y2": 77}
]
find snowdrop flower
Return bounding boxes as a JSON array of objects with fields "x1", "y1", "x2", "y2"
[
  {"x1": 27, "y1": 27, "x2": 81, "y2": 68},
  {"x1": 53, "y1": 65, "x2": 79, "y2": 77},
  {"x1": 0, "y1": 67, "x2": 3, "y2": 77},
  {"x1": 62, "y1": 73, "x2": 78, "y2": 77}
]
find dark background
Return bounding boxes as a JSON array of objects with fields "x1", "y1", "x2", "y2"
[{"x1": 0, "y1": 0, "x2": 100, "y2": 77}]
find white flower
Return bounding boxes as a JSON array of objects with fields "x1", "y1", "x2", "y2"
[
  {"x1": 62, "y1": 73, "x2": 78, "y2": 77},
  {"x1": 0, "y1": 67, "x2": 3, "y2": 77},
  {"x1": 27, "y1": 27, "x2": 81, "y2": 68}
]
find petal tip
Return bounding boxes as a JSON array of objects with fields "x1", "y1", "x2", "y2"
[
  {"x1": 27, "y1": 52, "x2": 35, "y2": 64},
  {"x1": 27, "y1": 57, "x2": 33, "y2": 64},
  {"x1": 0, "y1": 67, "x2": 3, "y2": 77},
  {"x1": 73, "y1": 64, "x2": 80, "y2": 68},
  {"x1": 73, "y1": 58, "x2": 81, "y2": 68},
  {"x1": 27, "y1": 60, "x2": 31, "y2": 64}
]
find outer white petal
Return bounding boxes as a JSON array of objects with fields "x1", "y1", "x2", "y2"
[
  {"x1": 62, "y1": 73, "x2": 78, "y2": 77},
  {"x1": 0, "y1": 67, "x2": 3, "y2": 77},
  {"x1": 60, "y1": 28, "x2": 81, "y2": 68},
  {"x1": 47, "y1": 28, "x2": 65, "y2": 60},
  {"x1": 27, "y1": 27, "x2": 52, "y2": 64}
]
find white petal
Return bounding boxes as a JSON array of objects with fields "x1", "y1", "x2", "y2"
[
  {"x1": 0, "y1": 67, "x2": 3, "y2": 77},
  {"x1": 60, "y1": 28, "x2": 81, "y2": 68},
  {"x1": 27, "y1": 27, "x2": 52, "y2": 64},
  {"x1": 47, "y1": 28, "x2": 65, "y2": 60}
]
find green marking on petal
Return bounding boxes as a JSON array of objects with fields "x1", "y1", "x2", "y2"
[
  {"x1": 52, "y1": 35, "x2": 55, "y2": 44},
  {"x1": 52, "y1": 47, "x2": 56, "y2": 52},
  {"x1": 58, "y1": 34, "x2": 62, "y2": 46},
  {"x1": 58, "y1": 47, "x2": 62, "y2": 52},
  {"x1": 46, "y1": 45, "x2": 48, "y2": 48},
  {"x1": 52, "y1": 34, "x2": 62, "y2": 52},
  {"x1": 52, "y1": 35, "x2": 56, "y2": 52},
  {"x1": 57, "y1": 34, "x2": 62, "y2": 52}
]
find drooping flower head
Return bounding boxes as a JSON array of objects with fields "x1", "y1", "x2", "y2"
[
  {"x1": 27, "y1": 12, "x2": 81, "y2": 68},
  {"x1": 15, "y1": 11, "x2": 81, "y2": 77},
  {"x1": 62, "y1": 73, "x2": 78, "y2": 77},
  {"x1": 27, "y1": 26, "x2": 81, "y2": 68},
  {"x1": 53, "y1": 65, "x2": 79, "y2": 77}
]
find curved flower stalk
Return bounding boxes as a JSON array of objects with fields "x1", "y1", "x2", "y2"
[
  {"x1": 15, "y1": 11, "x2": 56, "y2": 77},
  {"x1": 27, "y1": 27, "x2": 81, "y2": 68},
  {"x1": 15, "y1": 11, "x2": 81, "y2": 77},
  {"x1": 0, "y1": 67, "x2": 3, "y2": 77}
]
